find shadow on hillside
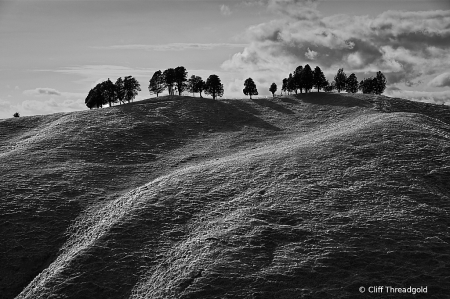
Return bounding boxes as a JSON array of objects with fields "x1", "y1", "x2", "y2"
[
  {"x1": 250, "y1": 98, "x2": 295, "y2": 114},
  {"x1": 279, "y1": 97, "x2": 300, "y2": 104},
  {"x1": 295, "y1": 92, "x2": 372, "y2": 108}
]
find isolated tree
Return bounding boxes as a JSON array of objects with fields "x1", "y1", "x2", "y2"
[
  {"x1": 374, "y1": 71, "x2": 387, "y2": 95},
  {"x1": 294, "y1": 65, "x2": 304, "y2": 93},
  {"x1": 313, "y1": 66, "x2": 327, "y2": 92},
  {"x1": 187, "y1": 75, "x2": 205, "y2": 97},
  {"x1": 334, "y1": 68, "x2": 347, "y2": 93},
  {"x1": 101, "y1": 78, "x2": 118, "y2": 107},
  {"x1": 115, "y1": 77, "x2": 126, "y2": 105},
  {"x1": 301, "y1": 64, "x2": 314, "y2": 93},
  {"x1": 287, "y1": 73, "x2": 296, "y2": 95},
  {"x1": 163, "y1": 68, "x2": 176, "y2": 95},
  {"x1": 13, "y1": 112, "x2": 20, "y2": 117},
  {"x1": 269, "y1": 83, "x2": 277, "y2": 98},
  {"x1": 123, "y1": 76, "x2": 141, "y2": 103},
  {"x1": 243, "y1": 78, "x2": 258, "y2": 99},
  {"x1": 174, "y1": 66, "x2": 188, "y2": 96},
  {"x1": 345, "y1": 73, "x2": 359, "y2": 93},
  {"x1": 148, "y1": 70, "x2": 165, "y2": 97},
  {"x1": 282, "y1": 78, "x2": 288, "y2": 95},
  {"x1": 204, "y1": 74, "x2": 224, "y2": 100}
]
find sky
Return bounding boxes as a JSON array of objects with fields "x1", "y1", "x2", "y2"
[{"x1": 0, "y1": 0, "x2": 449, "y2": 119}]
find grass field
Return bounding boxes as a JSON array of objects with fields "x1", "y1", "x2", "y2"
[{"x1": 1, "y1": 93, "x2": 449, "y2": 299}]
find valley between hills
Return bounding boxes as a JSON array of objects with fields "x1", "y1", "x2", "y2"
[{"x1": 0, "y1": 93, "x2": 449, "y2": 298}]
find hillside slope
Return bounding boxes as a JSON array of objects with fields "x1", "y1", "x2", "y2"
[{"x1": 1, "y1": 94, "x2": 449, "y2": 299}]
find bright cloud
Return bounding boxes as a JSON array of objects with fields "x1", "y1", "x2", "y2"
[
  {"x1": 221, "y1": 7, "x2": 450, "y2": 101},
  {"x1": 428, "y1": 72, "x2": 450, "y2": 87}
]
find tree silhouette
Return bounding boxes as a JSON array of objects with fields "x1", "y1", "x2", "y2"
[
  {"x1": 282, "y1": 78, "x2": 288, "y2": 95},
  {"x1": 324, "y1": 81, "x2": 334, "y2": 92},
  {"x1": 301, "y1": 64, "x2": 314, "y2": 93},
  {"x1": 187, "y1": 75, "x2": 205, "y2": 97},
  {"x1": 85, "y1": 84, "x2": 105, "y2": 109},
  {"x1": 243, "y1": 78, "x2": 258, "y2": 99},
  {"x1": 360, "y1": 78, "x2": 375, "y2": 94},
  {"x1": 293, "y1": 65, "x2": 304, "y2": 93},
  {"x1": 174, "y1": 66, "x2": 188, "y2": 96},
  {"x1": 101, "y1": 79, "x2": 118, "y2": 107},
  {"x1": 115, "y1": 77, "x2": 125, "y2": 105},
  {"x1": 204, "y1": 74, "x2": 224, "y2": 100},
  {"x1": 13, "y1": 112, "x2": 20, "y2": 117},
  {"x1": 163, "y1": 68, "x2": 176, "y2": 95},
  {"x1": 269, "y1": 83, "x2": 277, "y2": 98},
  {"x1": 148, "y1": 70, "x2": 165, "y2": 97},
  {"x1": 312, "y1": 66, "x2": 327, "y2": 92},
  {"x1": 374, "y1": 71, "x2": 387, "y2": 95},
  {"x1": 345, "y1": 73, "x2": 359, "y2": 93},
  {"x1": 334, "y1": 68, "x2": 347, "y2": 93},
  {"x1": 287, "y1": 73, "x2": 296, "y2": 95},
  {"x1": 123, "y1": 76, "x2": 141, "y2": 103}
]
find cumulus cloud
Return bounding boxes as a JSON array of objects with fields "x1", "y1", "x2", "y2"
[
  {"x1": 23, "y1": 88, "x2": 62, "y2": 96},
  {"x1": 222, "y1": 8, "x2": 450, "y2": 99},
  {"x1": 220, "y1": 4, "x2": 232, "y2": 16},
  {"x1": 428, "y1": 72, "x2": 450, "y2": 87},
  {"x1": 386, "y1": 89, "x2": 450, "y2": 105}
]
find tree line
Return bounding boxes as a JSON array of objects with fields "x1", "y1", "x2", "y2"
[
  {"x1": 84, "y1": 64, "x2": 387, "y2": 109},
  {"x1": 148, "y1": 67, "x2": 224, "y2": 100},
  {"x1": 85, "y1": 76, "x2": 141, "y2": 109},
  {"x1": 259, "y1": 65, "x2": 387, "y2": 99}
]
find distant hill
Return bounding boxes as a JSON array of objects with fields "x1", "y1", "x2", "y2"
[{"x1": 1, "y1": 93, "x2": 449, "y2": 299}]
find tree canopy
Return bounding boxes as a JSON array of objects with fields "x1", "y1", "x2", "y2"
[
  {"x1": 123, "y1": 76, "x2": 141, "y2": 103},
  {"x1": 187, "y1": 75, "x2": 205, "y2": 97},
  {"x1": 313, "y1": 66, "x2": 327, "y2": 92},
  {"x1": 269, "y1": 83, "x2": 277, "y2": 98},
  {"x1": 148, "y1": 70, "x2": 165, "y2": 97},
  {"x1": 334, "y1": 68, "x2": 347, "y2": 93},
  {"x1": 243, "y1": 77, "x2": 258, "y2": 99},
  {"x1": 301, "y1": 64, "x2": 314, "y2": 93},
  {"x1": 163, "y1": 68, "x2": 176, "y2": 96},
  {"x1": 346, "y1": 73, "x2": 359, "y2": 93},
  {"x1": 204, "y1": 74, "x2": 224, "y2": 100},
  {"x1": 174, "y1": 66, "x2": 188, "y2": 96}
]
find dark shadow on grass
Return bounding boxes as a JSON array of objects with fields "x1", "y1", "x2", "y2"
[
  {"x1": 279, "y1": 97, "x2": 300, "y2": 104},
  {"x1": 250, "y1": 98, "x2": 295, "y2": 114},
  {"x1": 295, "y1": 92, "x2": 373, "y2": 108}
]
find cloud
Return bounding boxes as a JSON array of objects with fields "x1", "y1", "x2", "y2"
[
  {"x1": 23, "y1": 88, "x2": 62, "y2": 96},
  {"x1": 428, "y1": 72, "x2": 450, "y2": 87},
  {"x1": 222, "y1": 9, "x2": 450, "y2": 89},
  {"x1": 220, "y1": 4, "x2": 232, "y2": 16},
  {"x1": 385, "y1": 88, "x2": 450, "y2": 105},
  {"x1": 94, "y1": 43, "x2": 247, "y2": 51}
]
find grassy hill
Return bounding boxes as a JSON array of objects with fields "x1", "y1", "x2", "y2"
[{"x1": 1, "y1": 93, "x2": 449, "y2": 299}]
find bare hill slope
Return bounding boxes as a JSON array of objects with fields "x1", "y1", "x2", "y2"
[{"x1": 1, "y1": 94, "x2": 449, "y2": 299}]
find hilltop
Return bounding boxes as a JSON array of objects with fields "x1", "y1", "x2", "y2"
[{"x1": 1, "y1": 93, "x2": 449, "y2": 299}]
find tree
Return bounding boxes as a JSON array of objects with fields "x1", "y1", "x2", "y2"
[
  {"x1": 269, "y1": 83, "x2": 277, "y2": 98},
  {"x1": 282, "y1": 78, "x2": 288, "y2": 95},
  {"x1": 294, "y1": 65, "x2": 303, "y2": 93},
  {"x1": 324, "y1": 81, "x2": 334, "y2": 92},
  {"x1": 187, "y1": 75, "x2": 205, "y2": 97},
  {"x1": 148, "y1": 70, "x2": 165, "y2": 97},
  {"x1": 287, "y1": 73, "x2": 296, "y2": 95},
  {"x1": 13, "y1": 112, "x2": 20, "y2": 117},
  {"x1": 123, "y1": 76, "x2": 141, "y2": 103},
  {"x1": 204, "y1": 74, "x2": 224, "y2": 100},
  {"x1": 85, "y1": 84, "x2": 105, "y2": 109},
  {"x1": 345, "y1": 73, "x2": 359, "y2": 93},
  {"x1": 115, "y1": 77, "x2": 126, "y2": 105},
  {"x1": 243, "y1": 77, "x2": 258, "y2": 99},
  {"x1": 101, "y1": 78, "x2": 117, "y2": 107},
  {"x1": 374, "y1": 71, "x2": 387, "y2": 95},
  {"x1": 334, "y1": 68, "x2": 347, "y2": 93},
  {"x1": 174, "y1": 66, "x2": 188, "y2": 96},
  {"x1": 360, "y1": 78, "x2": 375, "y2": 94},
  {"x1": 312, "y1": 66, "x2": 327, "y2": 92},
  {"x1": 301, "y1": 64, "x2": 314, "y2": 93},
  {"x1": 163, "y1": 68, "x2": 176, "y2": 95}
]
